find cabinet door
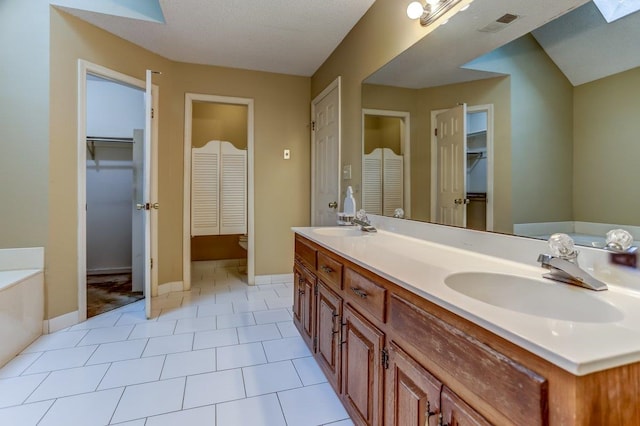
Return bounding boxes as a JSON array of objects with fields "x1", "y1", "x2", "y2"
[
  {"x1": 316, "y1": 281, "x2": 342, "y2": 393},
  {"x1": 385, "y1": 341, "x2": 442, "y2": 426},
  {"x1": 293, "y1": 265, "x2": 304, "y2": 327},
  {"x1": 301, "y1": 272, "x2": 316, "y2": 350},
  {"x1": 342, "y1": 304, "x2": 384, "y2": 426},
  {"x1": 440, "y1": 386, "x2": 491, "y2": 426}
]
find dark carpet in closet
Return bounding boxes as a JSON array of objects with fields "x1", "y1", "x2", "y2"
[{"x1": 87, "y1": 273, "x2": 143, "y2": 318}]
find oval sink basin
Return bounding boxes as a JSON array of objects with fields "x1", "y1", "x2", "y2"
[
  {"x1": 444, "y1": 272, "x2": 624, "y2": 323},
  {"x1": 312, "y1": 227, "x2": 363, "y2": 237}
]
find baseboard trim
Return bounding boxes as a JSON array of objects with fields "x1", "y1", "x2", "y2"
[{"x1": 43, "y1": 310, "x2": 79, "y2": 334}]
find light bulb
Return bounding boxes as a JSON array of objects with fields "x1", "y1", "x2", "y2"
[{"x1": 406, "y1": 1, "x2": 425, "y2": 19}]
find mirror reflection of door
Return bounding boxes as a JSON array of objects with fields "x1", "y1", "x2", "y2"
[
  {"x1": 362, "y1": 109, "x2": 411, "y2": 218},
  {"x1": 431, "y1": 105, "x2": 492, "y2": 231}
]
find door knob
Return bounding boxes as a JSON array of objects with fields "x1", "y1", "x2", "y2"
[
  {"x1": 328, "y1": 201, "x2": 338, "y2": 209},
  {"x1": 136, "y1": 203, "x2": 148, "y2": 210},
  {"x1": 151, "y1": 202, "x2": 159, "y2": 210},
  {"x1": 454, "y1": 198, "x2": 470, "y2": 205}
]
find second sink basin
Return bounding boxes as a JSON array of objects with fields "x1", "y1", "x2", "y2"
[{"x1": 444, "y1": 272, "x2": 624, "y2": 323}]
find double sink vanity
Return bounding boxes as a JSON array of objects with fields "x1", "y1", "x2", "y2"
[{"x1": 292, "y1": 220, "x2": 640, "y2": 425}]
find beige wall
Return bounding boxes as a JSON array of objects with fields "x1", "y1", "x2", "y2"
[
  {"x1": 192, "y1": 102, "x2": 248, "y2": 149},
  {"x1": 47, "y1": 9, "x2": 310, "y2": 319},
  {"x1": 363, "y1": 116, "x2": 402, "y2": 154},
  {"x1": 573, "y1": 67, "x2": 640, "y2": 226},
  {"x1": 0, "y1": 0, "x2": 50, "y2": 248}
]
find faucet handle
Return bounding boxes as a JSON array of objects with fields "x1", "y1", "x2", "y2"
[
  {"x1": 356, "y1": 209, "x2": 368, "y2": 223},
  {"x1": 548, "y1": 233, "x2": 577, "y2": 260}
]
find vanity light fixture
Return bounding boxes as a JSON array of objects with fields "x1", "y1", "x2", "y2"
[{"x1": 406, "y1": 0, "x2": 473, "y2": 27}]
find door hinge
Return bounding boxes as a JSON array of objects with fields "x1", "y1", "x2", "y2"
[
  {"x1": 150, "y1": 258, "x2": 153, "y2": 269},
  {"x1": 151, "y1": 108, "x2": 155, "y2": 119},
  {"x1": 314, "y1": 283, "x2": 318, "y2": 296},
  {"x1": 435, "y1": 128, "x2": 438, "y2": 136},
  {"x1": 381, "y1": 348, "x2": 389, "y2": 369},
  {"x1": 313, "y1": 336, "x2": 318, "y2": 352},
  {"x1": 311, "y1": 121, "x2": 316, "y2": 131}
]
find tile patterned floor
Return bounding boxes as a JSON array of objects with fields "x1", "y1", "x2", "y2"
[{"x1": 0, "y1": 262, "x2": 353, "y2": 426}]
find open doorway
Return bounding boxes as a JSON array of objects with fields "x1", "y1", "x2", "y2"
[
  {"x1": 430, "y1": 104, "x2": 494, "y2": 231},
  {"x1": 78, "y1": 61, "x2": 159, "y2": 323},
  {"x1": 183, "y1": 94, "x2": 255, "y2": 288},
  {"x1": 84, "y1": 74, "x2": 145, "y2": 317}
]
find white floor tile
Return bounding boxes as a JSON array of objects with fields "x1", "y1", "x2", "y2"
[
  {"x1": 174, "y1": 316, "x2": 217, "y2": 334},
  {"x1": 26, "y1": 364, "x2": 109, "y2": 402},
  {"x1": 324, "y1": 419, "x2": 355, "y2": 426},
  {"x1": 69, "y1": 314, "x2": 121, "y2": 331},
  {"x1": 0, "y1": 373, "x2": 48, "y2": 408},
  {"x1": 195, "y1": 301, "x2": 233, "y2": 317},
  {"x1": 86, "y1": 339, "x2": 147, "y2": 365},
  {"x1": 183, "y1": 369, "x2": 245, "y2": 409},
  {"x1": 277, "y1": 321, "x2": 299, "y2": 338},
  {"x1": 142, "y1": 333, "x2": 194, "y2": 357},
  {"x1": 216, "y1": 342, "x2": 267, "y2": 370},
  {"x1": 23, "y1": 345, "x2": 98, "y2": 374},
  {"x1": 0, "y1": 400, "x2": 53, "y2": 426},
  {"x1": 262, "y1": 336, "x2": 311, "y2": 362},
  {"x1": 237, "y1": 323, "x2": 282, "y2": 344},
  {"x1": 232, "y1": 300, "x2": 268, "y2": 313},
  {"x1": 278, "y1": 383, "x2": 349, "y2": 426},
  {"x1": 160, "y1": 349, "x2": 216, "y2": 379},
  {"x1": 217, "y1": 393, "x2": 285, "y2": 426},
  {"x1": 38, "y1": 387, "x2": 123, "y2": 426},
  {"x1": 129, "y1": 320, "x2": 176, "y2": 339},
  {"x1": 111, "y1": 420, "x2": 146, "y2": 426},
  {"x1": 193, "y1": 329, "x2": 239, "y2": 350},
  {"x1": 216, "y1": 312, "x2": 255, "y2": 329},
  {"x1": 21, "y1": 330, "x2": 88, "y2": 353},
  {"x1": 0, "y1": 353, "x2": 42, "y2": 379},
  {"x1": 242, "y1": 360, "x2": 302, "y2": 397},
  {"x1": 146, "y1": 404, "x2": 216, "y2": 426},
  {"x1": 254, "y1": 309, "x2": 292, "y2": 324},
  {"x1": 245, "y1": 289, "x2": 279, "y2": 300},
  {"x1": 111, "y1": 377, "x2": 185, "y2": 423},
  {"x1": 265, "y1": 296, "x2": 294, "y2": 310},
  {"x1": 78, "y1": 325, "x2": 134, "y2": 346},
  {"x1": 214, "y1": 292, "x2": 248, "y2": 304},
  {"x1": 292, "y1": 356, "x2": 328, "y2": 386},
  {"x1": 114, "y1": 310, "x2": 150, "y2": 326},
  {"x1": 98, "y1": 356, "x2": 164, "y2": 389},
  {"x1": 158, "y1": 306, "x2": 198, "y2": 321}
]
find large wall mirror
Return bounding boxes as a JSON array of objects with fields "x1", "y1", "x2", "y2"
[{"x1": 361, "y1": 0, "x2": 640, "y2": 247}]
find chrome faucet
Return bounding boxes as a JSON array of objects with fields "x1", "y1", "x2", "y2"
[
  {"x1": 537, "y1": 233, "x2": 607, "y2": 291},
  {"x1": 353, "y1": 210, "x2": 377, "y2": 233}
]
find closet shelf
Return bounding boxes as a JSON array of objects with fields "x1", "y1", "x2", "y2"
[{"x1": 86, "y1": 136, "x2": 134, "y2": 160}]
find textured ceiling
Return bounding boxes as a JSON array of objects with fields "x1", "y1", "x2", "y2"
[{"x1": 52, "y1": 0, "x2": 376, "y2": 76}]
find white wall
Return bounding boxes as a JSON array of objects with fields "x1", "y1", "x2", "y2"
[{"x1": 86, "y1": 78, "x2": 144, "y2": 274}]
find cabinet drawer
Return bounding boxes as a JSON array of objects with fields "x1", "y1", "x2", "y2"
[
  {"x1": 295, "y1": 236, "x2": 317, "y2": 271},
  {"x1": 317, "y1": 251, "x2": 343, "y2": 291},
  {"x1": 344, "y1": 268, "x2": 386, "y2": 322},
  {"x1": 389, "y1": 294, "x2": 548, "y2": 426}
]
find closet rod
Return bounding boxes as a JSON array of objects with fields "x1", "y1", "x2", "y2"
[{"x1": 86, "y1": 136, "x2": 134, "y2": 160}]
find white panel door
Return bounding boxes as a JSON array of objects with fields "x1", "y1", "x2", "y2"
[
  {"x1": 436, "y1": 104, "x2": 467, "y2": 227},
  {"x1": 142, "y1": 70, "x2": 154, "y2": 319},
  {"x1": 312, "y1": 81, "x2": 340, "y2": 226}
]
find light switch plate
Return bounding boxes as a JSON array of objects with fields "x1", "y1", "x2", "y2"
[
  {"x1": 284, "y1": 149, "x2": 290, "y2": 160},
  {"x1": 342, "y1": 164, "x2": 352, "y2": 180}
]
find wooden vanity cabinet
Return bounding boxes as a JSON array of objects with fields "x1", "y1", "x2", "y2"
[
  {"x1": 293, "y1": 262, "x2": 316, "y2": 350},
  {"x1": 440, "y1": 386, "x2": 492, "y2": 426},
  {"x1": 316, "y1": 281, "x2": 342, "y2": 392}
]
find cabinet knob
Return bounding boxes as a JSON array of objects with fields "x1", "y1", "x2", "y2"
[{"x1": 321, "y1": 265, "x2": 333, "y2": 273}]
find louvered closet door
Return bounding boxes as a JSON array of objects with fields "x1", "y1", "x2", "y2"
[
  {"x1": 382, "y1": 148, "x2": 403, "y2": 216},
  {"x1": 363, "y1": 148, "x2": 382, "y2": 215},
  {"x1": 220, "y1": 141, "x2": 247, "y2": 235},
  {"x1": 191, "y1": 143, "x2": 220, "y2": 236}
]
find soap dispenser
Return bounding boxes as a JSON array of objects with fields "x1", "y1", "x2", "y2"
[{"x1": 343, "y1": 186, "x2": 356, "y2": 217}]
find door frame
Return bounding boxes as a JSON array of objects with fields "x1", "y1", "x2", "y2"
[
  {"x1": 311, "y1": 77, "x2": 342, "y2": 226},
  {"x1": 430, "y1": 104, "x2": 494, "y2": 231},
  {"x1": 77, "y1": 60, "x2": 159, "y2": 322},
  {"x1": 183, "y1": 93, "x2": 255, "y2": 287},
  {"x1": 361, "y1": 108, "x2": 411, "y2": 218}
]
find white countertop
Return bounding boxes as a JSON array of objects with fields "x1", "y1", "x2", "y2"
[{"x1": 293, "y1": 226, "x2": 640, "y2": 376}]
